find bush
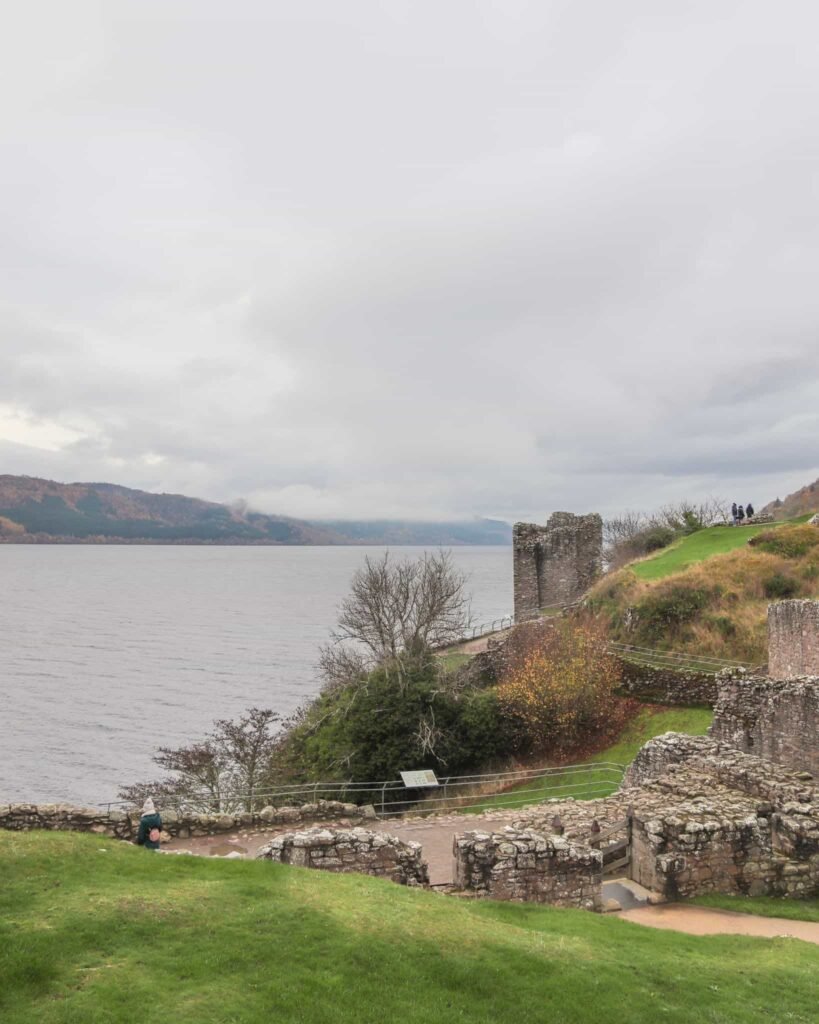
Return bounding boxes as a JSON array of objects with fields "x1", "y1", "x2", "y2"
[
  {"x1": 643, "y1": 526, "x2": 676, "y2": 552},
  {"x1": 496, "y1": 621, "x2": 621, "y2": 755},
  {"x1": 633, "y1": 586, "x2": 712, "y2": 642},
  {"x1": 762, "y1": 573, "x2": 800, "y2": 599},
  {"x1": 276, "y1": 654, "x2": 512, "y2": 789},
  {"x1": 709, "y1": 615, "x2": 737, "y2": 638},
  {"x1": 750, "y1": 525, "x2": 819, "y2": 559}
]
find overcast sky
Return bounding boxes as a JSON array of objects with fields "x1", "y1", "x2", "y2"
[{"x1": 2, "y1": 1, "x2": 818, "y2": 522}]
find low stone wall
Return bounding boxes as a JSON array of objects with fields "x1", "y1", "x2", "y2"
[
  {"x1": 256, "y1": 827, "x2": 429, "y2": 886},
  {"x1": 453, "y1": 828, "x2": 602, "y2": 910},
  {"x1": 622, "y1": 733, "x2": 714, "y2": 788},
  {"x1": 710, "y1": 675, "x2": 819, "y2": 775},
  {"x1": 0, "y1": 799, "x2": 377, "y2": 842},
  {"x1": 616, "y1": 658, "x2": 720, "y2": 706}
]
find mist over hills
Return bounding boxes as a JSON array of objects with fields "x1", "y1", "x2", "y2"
[{"x1": 0, "y1": 476, "x2": 511, "y2": 545}]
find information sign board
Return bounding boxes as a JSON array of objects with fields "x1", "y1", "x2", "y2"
[{"x1": 400, "y1": 769, "x2": 439, "y2": 788}]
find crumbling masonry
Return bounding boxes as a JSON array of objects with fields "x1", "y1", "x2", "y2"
[{"x1": 513, "y1": 512, "x2": 602, "y2": 621}]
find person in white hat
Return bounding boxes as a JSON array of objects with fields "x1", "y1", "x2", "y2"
[{"x1": 136, "y1": 797, "x2": 162, "y2": 851}]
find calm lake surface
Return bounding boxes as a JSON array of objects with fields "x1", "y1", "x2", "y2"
[{"x1": 0, "y1": 545, "x2": 511, "y2": 806}]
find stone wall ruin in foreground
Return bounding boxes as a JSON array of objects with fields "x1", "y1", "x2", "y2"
[{"x1": 256, "y1": 827, "x2": 429, "y2": 886}]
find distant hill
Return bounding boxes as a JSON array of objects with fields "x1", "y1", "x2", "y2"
[
  {"x1": 311, "y1": 518, "x2": 512, "y2": 545},
  {"x1": 0, "y1": 475, "x2": 512, "y2": 545},
  {"x1": 762, "y1": 477, "x2": 819, "y2": 519},
  {"x1": 0, "y1": 475, "x2": 341, "y2": 544}
]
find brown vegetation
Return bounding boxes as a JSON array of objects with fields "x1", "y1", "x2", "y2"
[
  {"x1": 590, "y1": 523, "x2": 819, "y2": 664},
  {"x1": 496, "y1": 620, "x2": 624, "y2": 755}
]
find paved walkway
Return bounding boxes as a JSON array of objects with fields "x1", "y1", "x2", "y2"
[
  {"x1": 166, "y1": 813, "x2": 518, "y2": 885},
  {"x1": 616, "y1": 904, "x2": 819, "y2": 945}
]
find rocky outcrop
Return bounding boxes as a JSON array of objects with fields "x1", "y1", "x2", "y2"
[{"x1": 256, "y1": 827, "x2": 429, "y2": 886}]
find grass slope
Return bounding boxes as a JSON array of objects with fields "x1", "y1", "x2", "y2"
[
  {"x1": 465, "y1": 706, "x2": 713, "y2": 813},
  {"x1": 591, "y1": 522, "x2": 819, "y2": 664},
  {"x1": 632, "y1": 516, "x2": 813, "y2": 581},
  {"x1": 692, "y1": 894, "x2": 819, "y2": 923},
  {"x1": 2, "y1": 832, "x2": 817, "y2": 1024}
]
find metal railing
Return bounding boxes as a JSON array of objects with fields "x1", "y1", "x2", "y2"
[
  {"x1": 102, "y1": 760, "x2": 626, "y2": 818},
  {"x1": 461, "y1": 614, "x2": 513, "y2": 641},
  {"x1": 607, "y1": 640, "x2": 760, "y2": 673}
]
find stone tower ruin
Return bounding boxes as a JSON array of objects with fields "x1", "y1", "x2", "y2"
[
  {"x1": 513, "y1": 512, "x2": 603, "y2": 621},
  {"x1": 768, "y1": 599, "x2": 819, "y2": 679}
]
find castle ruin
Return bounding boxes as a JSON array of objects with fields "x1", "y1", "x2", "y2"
[
  {"x1": 768, "y1": 599, "x2": 819, "y2": 680},
  {"x1": 513, "y1": 512, "x2": 602, "y2": 621}
]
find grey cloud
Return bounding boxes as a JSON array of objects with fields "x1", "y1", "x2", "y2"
[{"x1": 1, "y1": 2, "x2": 819, "y2": 521}]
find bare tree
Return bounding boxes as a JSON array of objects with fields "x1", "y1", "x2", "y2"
[
  {"x1": 326, "y1": 550, "x2": 473, "y2": 674},
  {"x1": 119, "y1": 708, "x2": 280, "y2": 813},
  {"x1": 604, "y1": 496, "x2": 731, "y2": 568}
]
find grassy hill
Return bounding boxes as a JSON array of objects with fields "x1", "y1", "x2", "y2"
[
  {"x1": 630, "y1": 517, "x2": 813, "y2": 581},
  {"x1": 590, "y1": 520, "x2": 819, "y2": 664},
  {"x1": 2, "y1": 831, "x2": 817, "y2": 1024},
  {"x1": 465, "y1": 705, "x2": 713, "y2": 813}
]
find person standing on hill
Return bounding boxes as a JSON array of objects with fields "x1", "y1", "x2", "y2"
[
  {"x1": 746, "y1": 502, "x2": 755, "y2": 519},
  {"x1": 737, "y1": 504, "x2": 745, "y2": 524},
  {"x1": 136, "y1": 797, "x2": 162, "y2": 851},
  {"x1": 731, "y1": 502, "x2": 738, "y2": 525}
]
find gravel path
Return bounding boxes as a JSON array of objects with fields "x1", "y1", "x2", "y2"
[{"x1": 616, "y1": 904, "x2": 819, "y2": 945}]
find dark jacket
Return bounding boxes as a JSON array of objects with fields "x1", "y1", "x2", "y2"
[{"x1": 136, "y1": 811, "x2": 162, "y2": 850}]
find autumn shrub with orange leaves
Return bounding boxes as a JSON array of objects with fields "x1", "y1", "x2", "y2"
[{"x1": 496, "y1": 619, "x2": 622, "y2": 755}]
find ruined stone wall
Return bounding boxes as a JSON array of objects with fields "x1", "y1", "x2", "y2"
[
  {"x1": 0, "y1": 799, "x2": 376, "y2": 842},
  {"x1": 709, "y1": 675, "x2": 819, "y2": 775},
  {"x1": 768, "y1": 600, "x2": 819, "y2": 680},
  {"x1": 616, "y1": 659, "x2": 720, "y2": 706},
  {"x1": 622, "y1": 733, "x2": 714, "y2": 788},
  {"x1": 256, "y1": 827, "x2": 428, "y2": 886},
  {"x1": 453, "y1": 828, "x2": 602, "y2": 910},
  {"x1": 513, "y1": 512, "x2": 602, "y2": 621}
]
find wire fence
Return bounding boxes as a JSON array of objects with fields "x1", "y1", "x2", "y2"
[
  {"x1": 606, "y1": 640, "x2": 760, "y2": 673},
  {"x1": 102, "y1": 760, "x2": 626, "y2": 818}
]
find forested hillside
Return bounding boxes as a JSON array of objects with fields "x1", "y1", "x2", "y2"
[{"x1": 0, "y1": 476, "x2": 511, "y2": 545}]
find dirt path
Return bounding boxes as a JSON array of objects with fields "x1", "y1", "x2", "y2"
[
  {"x1": 437, "y1": 628, "x2": 513, "y2": 656},
  {"x1": 617, "y1": 904, "x2": 819, "y2": 945},
  {"x1": 165, "y1": 814, "x2": 519, "y2": 885}
]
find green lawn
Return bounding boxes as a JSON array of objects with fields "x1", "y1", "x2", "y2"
[
  {"x1": 1, "y1": 831, "x2": 817, "y2": 1024},
  {"x1": 462, "y1": 706, "x2": 713, "y2": 813},
  {"x1": 692, "y1": 893, "x2": 819, "y2": 923},
  {"x1": 630, "y1": 515, "x2": 815, "y2": 581},
  {"x1": 437, "y1": 651, "x2": 472, "y2": 674}
]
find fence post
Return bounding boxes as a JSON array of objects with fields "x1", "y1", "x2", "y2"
[{"x1": 380, "y1": 782, "x2": 388, "y2": 817}]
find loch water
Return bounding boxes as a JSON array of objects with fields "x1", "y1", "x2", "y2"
[{"x1": 0, "y1": 545, "x2": 511, "y2": 806}]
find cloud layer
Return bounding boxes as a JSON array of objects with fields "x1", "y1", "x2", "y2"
[{"x1": 2, "y1": 1, "x2": 818, "y2": 520}]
